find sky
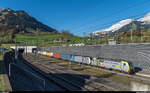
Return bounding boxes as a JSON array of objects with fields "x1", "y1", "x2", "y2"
[{"x1": 0, "y1": 0, "x2": 150, "y2": 36}]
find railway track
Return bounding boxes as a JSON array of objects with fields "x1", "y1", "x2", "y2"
[
  {"x1": 33, "y1": 63, "x2": 118, "y2": 91},
  {"x1": 21, "y1": 57, "x2": 86, "y2": 91},
  {"x1": 34, "y1": 53, "x2": 150, "y2": 84},
  {"x1": 23, "y1": 53, "x2": 129, "y2": 91}
]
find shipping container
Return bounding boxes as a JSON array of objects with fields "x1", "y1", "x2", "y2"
[
  {"x1": 42, "y1": 51, "x2": 46, "y2": 55},
  {"x1": 97, "y1": 59, "x2": 101, "y2": 67},
  {"x1": 50, "y1": 52, "x2": 53, "y2": 57},
  {"x1": 82, "y1": 57, "x2": 91, "y2": 65},
  {"x1": 53, "y1": 53, "x2": 60, "y2": 58},
  {"x1": 60, "y1": 54, "x2": 71, "y2": 60},
  {"x1": 38, "y1": 51, "x2": 41, "y2": 54},
  {"x1": 72, "y1": 56, "x2": 76, "y2": 63},
  {"x1": 100, "y1": 62, "x2": 104, "y2": 67},
  {"x1": 46, "y1": 52, "x2": 50, "y2": 56},
  {"x1": 75, "y1": 56, "x2": 83, "y2": 63},
  {"x1": 91, "y1": 57, "x2": 98, "y2": 66}
]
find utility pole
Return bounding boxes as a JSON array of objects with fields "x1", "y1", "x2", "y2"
[
  {"x1": 130, "y1": 29, "x2": 133, "y2": 43},
  {"x1": 105, "y1": 33, "x2": 108, "y2": 44},
  {"x1": 83, "y1": 32, "x2": 86, "y2": 45},
  {"x1": 0, "y1": 46, "x2": 1, "y2": 56},
  {"x1": 141, "y1": 27, "x2": 143, "y2": 42},
  {"x1": 26, "y1": 41, "x2": 27, "y2": 55},
  {"x1": 36, "y1": 28, "x2": 39, "y2": 62},
  {"x1": 15, "y1": 38, "x2": 18, "y2": 61}
]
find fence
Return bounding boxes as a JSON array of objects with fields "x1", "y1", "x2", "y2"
[{"x1": 8, "y1": 63, "x2": 45, "y2": 91}]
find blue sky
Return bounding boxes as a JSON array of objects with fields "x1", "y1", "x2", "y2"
[{"x1": 0, "y1": 0, "x2": 150, "y2": 36}]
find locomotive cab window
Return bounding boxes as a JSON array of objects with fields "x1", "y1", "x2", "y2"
[{"x1": 124, "y1": 63, "x2": 126, "y2": 66}]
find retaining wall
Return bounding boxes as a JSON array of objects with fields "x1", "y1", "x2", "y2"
[{"x1": 40, "y1": 44, "x2": 150, "y2": 70}]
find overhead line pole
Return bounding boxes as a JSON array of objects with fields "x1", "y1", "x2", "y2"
[
  {"x1": 131, "y1": 29, "x2": 133, "y2": 43},
  {"x1": 36, "y1": 28, "x2": 39, "y2": 62},
  {"x1": 15, "y1": 38, "x2": 18, "y2": 61},
  {"x1": 26, "y1": 41, "x2": 27, "y2": 55},
  {"x1": 141, "y1": 27, "x2": 143, "y2": 42}
]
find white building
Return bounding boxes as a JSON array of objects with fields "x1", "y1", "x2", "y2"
[{"x1": 69, "y1": 43, "x2": 85, "y2": 46}]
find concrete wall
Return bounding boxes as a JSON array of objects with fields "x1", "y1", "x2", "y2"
[{"x1": 40, "y1": 44, "x2": 150, "y2": 70}]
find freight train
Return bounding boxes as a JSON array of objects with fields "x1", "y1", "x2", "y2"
[{"x1": 37, "y1": 50, "x2": 135, "y2": 74}]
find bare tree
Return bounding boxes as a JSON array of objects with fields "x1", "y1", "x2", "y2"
[
  {"x1": 0, "y1": 7, "x2": 3, "y2": 13},
  {"x1": 61, "y1": 30, "x2": 73, "y2": 36}
]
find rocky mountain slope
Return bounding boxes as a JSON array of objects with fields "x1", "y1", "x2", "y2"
[
  {"x1": 0, "y1": 8, "x2": 57, "y2": 34},
  {"x1": 0, "y1": 8, "x2": 58, "y2": 43}
]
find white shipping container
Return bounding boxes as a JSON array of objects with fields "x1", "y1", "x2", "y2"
[
  {"x1": 42, "y1": 51, "x2": 47, "y2": 55},
  {"x1": 91, "y1": 59, "x2": 97, "y2": 66},
  {"x1": 75, "y1": 56, "x2": 83, "y2": 63},
  {"x1": 82, "y1": 57, "x2": 91, "y2": 65},
  {"x1": 50, "y1": 52, "x2": 53, "y2": 56}
]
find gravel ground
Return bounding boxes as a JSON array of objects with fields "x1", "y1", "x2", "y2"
[{"x1": 24, "y1": 53, "x2": 132, "y2": 91}]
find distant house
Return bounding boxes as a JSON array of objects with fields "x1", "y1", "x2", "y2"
[
  {"x1": 69, "y1": 43, "x2": 85, "y2": 46},
  {"x1": 53, "y1": 38, "x2": 70, "y2": 43},
  {"x1": 142, "y1": 32, "x2": 149, "y2": 37}
]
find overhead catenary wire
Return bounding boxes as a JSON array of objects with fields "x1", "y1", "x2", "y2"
[
  {"x1": 73, "y1": 11, "x2": 149, "y2": 36},
  {"x1": 68, "y1": 0, "x2": 150, "y2": 36},
  {"x1": 69, "y1": 0, "x2": 150, "y2": 32}
]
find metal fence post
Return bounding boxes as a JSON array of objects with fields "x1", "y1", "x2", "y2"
[
  {"x1": 26, "y1": 42, "x2": 27, "y2": 55},
  {"x1": 43, "y1": 79, "x2": 45, "y2": 89},
  {"x1": 9, "y1": 63, "x2": 11, "y2": 77}
]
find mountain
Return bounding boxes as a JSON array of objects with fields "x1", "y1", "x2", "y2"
[
  {"x1": 0, "y1": 8, "x2": 58, "y2": 43},
  {"x1": 92, "y1": 12, "x2": 150, "y2": 36},
  {"x1": 0, "y1": 8, "x2": 57, "y2": 34},
  {"x1": 104, "y1": 19, "x2": 133, "y2": 32},
  {"x1": 138, "y1": 12, "x2": 150, "y2": 24}
]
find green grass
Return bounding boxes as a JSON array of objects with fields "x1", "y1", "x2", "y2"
[
  {"x1": 1, "y1": 44, "x2": 15, "y2": 48},
  {"x1": 3, "y1": 32, "x2": 150, "y2": 47},
  {"x1": 14, "y1": 33, "x2": 108, "y2": 46},
  {"x1": 2, "y1": 29, "x2": 150, "y2": 46},
  {"x1": 14, "y1": 34, "x2": 84, "y2": 46},
  {"x1": 119, "y1": 36, "x2": 150, "y2": 43}
]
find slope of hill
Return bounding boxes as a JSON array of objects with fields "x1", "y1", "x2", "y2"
[
  {"x1": 0, "y1": 8, "x2": 84, "y2": 46},
  {"x1": 0, "y1": 8, "x2": 59, "y2": 43},
  {"x1": 14, "y1": 33, "x2": 84, "y2": 46},
  {"x1": 0, "y1": 8, "x2": 57, "y2": 33}
]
